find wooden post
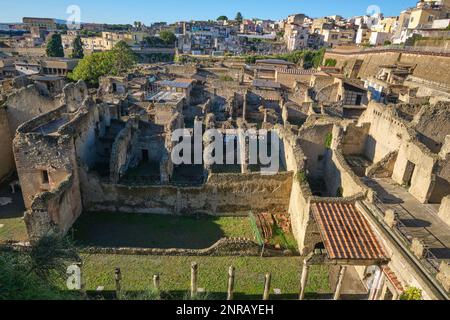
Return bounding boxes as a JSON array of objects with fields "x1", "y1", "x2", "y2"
[
  {"x1": 333, "y1": 266, "x2": 347, "y2": 300},
  {"x1": 115, "y1": 267, "x2": 122, "y2": 299},
  {"x1": 263, "y1": 273, "x2": 271, "y2": 300},
  {"x1": 299, "y1": 261, "x2": 310, "y2": 300},
  {"x1": 77, "y1": 262, "x2": 87, "y2": 299},
  {"x1": 153, "y1": 274, "x2": 160, "y2": 291},
  {"x1": 227, "y1": 266, "x2": 235, "y2": 300},
  {"x1": 191, "y1": 262, "x2": 198, "y2": 299}
]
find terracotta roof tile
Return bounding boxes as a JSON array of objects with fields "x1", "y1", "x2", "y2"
[{"x1": 312, "y1": 202, "x2": 387, "y2": 261}]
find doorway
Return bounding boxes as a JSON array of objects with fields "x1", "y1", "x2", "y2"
[{"x1": 403, "y1": 161, "x2": 416, "y2": 187}]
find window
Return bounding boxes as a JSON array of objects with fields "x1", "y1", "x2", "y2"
[{"x1": 42, "y1": 170, "x2": 49, "y2": 184}]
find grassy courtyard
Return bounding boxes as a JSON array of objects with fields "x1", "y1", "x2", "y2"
[
  {"x1": 81, "y1": 254, "x2": 332, "y2": 300},
  {"x1": 0, "y1": 216, "x2": 28, "y2": 243},
  {"x1": 72, "y1": 212, "x2": 254, "y2": 249}
]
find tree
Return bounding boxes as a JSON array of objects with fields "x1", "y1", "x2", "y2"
[
  {"x1": 69, "y1": 40, "x2": 136, "y2": 86},
  {"x1": 110, "y1": 40, "x2": 137, "y2": 74},
  {"x1": 235, "y1": 12, "x2": 243, "y2": 23},
  {"x1": 71, "y1": 36, "x2": 84, "y2": 59},
  {"x1": 217, "y1": 16, "x2": 229, "y2": 21},
  {"x1": 69, "y1": 51, "x2": 115, "y2": 86},
  {"x1": 0, "y1": 235, "x2": 80, "y2": 300},
  {"x1": 46, "y1": 33, "x2": 64, "y2": 57},
  {"x1": 159, "y1": 30, "x2": 177, "y2": 46}
]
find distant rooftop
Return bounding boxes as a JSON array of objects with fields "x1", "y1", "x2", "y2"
[
  {"x1": 256, "y1": 59, "x2": 295, "y2": 66},
  {"x1": 158, "y1": 79, "x2": 194, "y2": 89},
  {"x1": 149, "y1": 90, "x2": 184, "y2": 103},
  {"x1": 252, "y1": 79, "x2": 281, "y2": 90}
]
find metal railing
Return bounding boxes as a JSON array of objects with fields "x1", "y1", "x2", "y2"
[{"x1": 372, "y1": 194, "x2": 441, "y2": 274}]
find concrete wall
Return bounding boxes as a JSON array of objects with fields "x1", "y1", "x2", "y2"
[{"x1": 0, "y1": 108, "x2": 14, "y2": 182}]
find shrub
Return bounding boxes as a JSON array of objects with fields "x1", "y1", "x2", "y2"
[
  {"x1": 295, "y1": 170, "x2": 307, "y2": 184},
  {"x1": 324, "y1": 133, "x2": 333, "y2": 149},
  {"x1": 400, "y1": 287, "x2": 422, "y2": 300}
]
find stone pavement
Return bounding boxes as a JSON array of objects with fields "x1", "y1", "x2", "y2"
[{"x1": 362, "y1": 177, "x2": 450, "y2": 262}]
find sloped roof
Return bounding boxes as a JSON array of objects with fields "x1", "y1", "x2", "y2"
[{"x1": 311, "y1": 202, "x2": 387, "y2": 263}]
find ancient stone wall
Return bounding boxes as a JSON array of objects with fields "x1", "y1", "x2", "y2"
[
  {"x1": 391, "y1": 140, "x2": 436, "y2": 203},
  {"x1": 276, "y1": 72, "x2": 313, "y2": 89},
  {"x1": 5, "y1": 84, "x2": 60, "y2": 137},
  {"x1": 324, "y1": 149, "x2": 369, "y2": 198},
  {"x1": 359, "y1": 102, "x2": 405, "y2": 163},
  {"x1": 81, "y1": 171, "x2": 293, "y2": 215},
  {"x1": 109, "y1": 123, "x2": 139, "y2": 183},
  {"x1": 340, "y1": 123, "x2": 370, "y2": 156},
  {"x1": 80, "y1": 237, "x2": 287, "y2": 257},
  {"x1": 324, "y1": 50, "x2": 450, "y2": 87},
  {"x1": 298, "y1": 123, "x2": 333, "y2": 179},
  {"x1": 0, "y1": 107, "x2": 14, "y2": 182}
]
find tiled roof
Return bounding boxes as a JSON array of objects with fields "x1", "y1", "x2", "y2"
[
  {"x1": 383, "y1": 266, "x2": 404, "y2": 292},
  {"x1": 311, "y1": 202, "x2": 387, "y2": 262}
]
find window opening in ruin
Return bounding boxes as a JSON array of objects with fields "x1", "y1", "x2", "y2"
[
  {"x1": 42, "y1": 170, "x2": 49, "y2": 184},
  {"x1": 142, "y1": 149, "x2": 149, "y2": 162}
]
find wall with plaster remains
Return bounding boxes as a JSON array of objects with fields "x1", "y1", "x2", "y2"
[
  {"x1": 81, "y1": 170, "x2": 293, "y2": 215},
  {"x1": 0, "y1": 108, "x2": 14, "y2": 181}
]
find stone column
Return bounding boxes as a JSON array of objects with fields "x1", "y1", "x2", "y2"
[
  {"x1": 333, "y1": 266, "x2": 347, "y2": 300},
  {"x1": 242, "y1": 91, "x2": 248, "y2": 121},
  {"x1": 299, "y1": 261, "x2": 310, "y2": 300}
]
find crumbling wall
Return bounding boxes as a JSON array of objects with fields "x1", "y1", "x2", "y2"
[
  {"x1": 324, "y1": 149, "x2": 369, "y2": 198},
  {"x1": 276, "y1": 71, "x2": 314, "y2": 89},
  {"x1": 277, "y1": 126, "x2": 321, "y2": 255},
  {"x1": 298, "y1": 123, "x2": 333, "y2": 178},
  {"x1": 0, "y1": 107, "x2": 14, "y2": 182},
  {"x1": 324, "y1": 50, "x2": 450, "y2": 88},
  {"x1": 110, "y1": 122, "x2": 139, "y2": 183},
  {"x1": 340, "y1": 123, "x2": 370, "y2": 156},
  {"x1": 60, "y1": 80, "x2": 88, "y2": 112},
  {"x1": 359, "y1": 101, "x2": 405, "y2": 163},
  {"x1": 25, "y1": 173, "x2": 82, "y2": 239},
  {"x1": 324, "y1": 124, "x2": 369, "y2": 198},
  {"x1": 391, "y1": 140, "x2": 436, "y2": 203},
  {"x1": 5, "y1": 84, "x2": 60, "y2": 136},
  {"x1": 82, "y1": 171, "x2": 293, "y2": 215}
]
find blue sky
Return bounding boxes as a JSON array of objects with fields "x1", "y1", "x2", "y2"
[{"x1": 0, "y1": 0, "x2": 417, "y2": 24}]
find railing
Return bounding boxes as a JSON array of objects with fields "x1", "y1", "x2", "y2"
[
  {"x1": 372, "y1": 195, "x2": 441, "y2": 274},
  {"x1": 424, "y1": 249, "x2": 441, "y2": 273}
]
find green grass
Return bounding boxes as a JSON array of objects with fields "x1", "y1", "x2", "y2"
[
  {"x1": 72, "y1": 213, "x2": 254, "y2": 249},
  {"x1": 270, "y1": 224, "x2": 298, "y2": 253},
  {"x1": 0, "y1": 216, "x2": 28, "y2": 243},
  {"x1": 81, "y1": 254, "x2": 331, "y2": 300}
]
